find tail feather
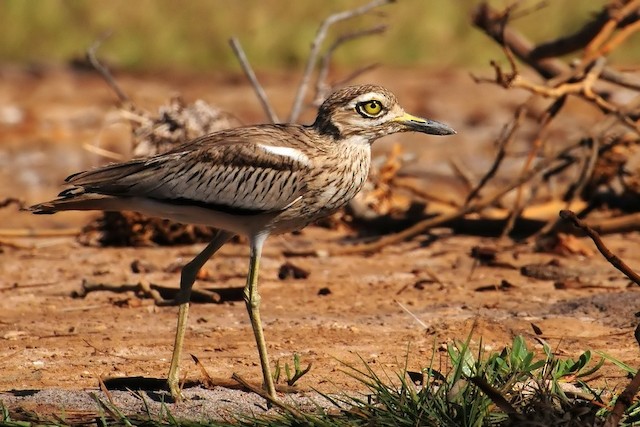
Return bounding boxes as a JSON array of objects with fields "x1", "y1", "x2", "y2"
[
  {"x1": 64, "y1": 159, "x2": 147, "y2": 185},
  {"x1": 29, "y1": 159, "x2": 157, "y2": 215},
  {"x1": 28, "y1": 192, "x2": 129, "y2": 214}
]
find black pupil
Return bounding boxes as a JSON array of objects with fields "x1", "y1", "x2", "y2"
[{"x1": 357, "y1": 100, "x2": 381, "y2": 117}]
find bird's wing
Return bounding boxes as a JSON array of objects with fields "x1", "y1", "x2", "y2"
[{"x1": 63, "y1": 126, "x2": 313, "y2": 214}]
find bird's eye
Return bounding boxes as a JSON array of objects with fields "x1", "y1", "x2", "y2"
[{"x1": 356, "y1": 100, "x2": 383, "y2": 118}]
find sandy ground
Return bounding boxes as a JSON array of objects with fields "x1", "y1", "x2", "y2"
[{"x1": 1, "y1": 66, "x2": 639, "y2": 421}]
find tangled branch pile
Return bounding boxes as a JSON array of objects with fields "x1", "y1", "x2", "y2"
[
  {"x1": 326, "y1": 0, "x2": 640, "y2": 255},
  {"x1": 470, "y1": 0, "x2": 640, "y2": 239},
  {"x1": 78, "y1": 96, "x2": 242, "y2": 246}
]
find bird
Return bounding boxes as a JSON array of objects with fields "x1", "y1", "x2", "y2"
[{"x1": 29, "y1": 84, "x2": 455, "y2": 401}]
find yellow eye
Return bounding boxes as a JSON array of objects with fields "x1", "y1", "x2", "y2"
[{"x1": 357, "y1": 100, "x2": 383, "y2": 117}]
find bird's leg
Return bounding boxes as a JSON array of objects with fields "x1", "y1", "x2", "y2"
[
  {"x1": 166, "y1": 230, "x2": 234, "y2": 400},
  {"x1": 243, "y1": 233, "x2": 277, "y2": 399}
]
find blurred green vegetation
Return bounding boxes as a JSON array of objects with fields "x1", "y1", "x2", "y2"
[{"x1": 2, "y1": 0, "x2": 631, "y2": 72}]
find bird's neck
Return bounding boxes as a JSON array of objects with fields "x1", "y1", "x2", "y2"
[{"x1": 310, "y1": 116, "x2": 342, "y2": 140}]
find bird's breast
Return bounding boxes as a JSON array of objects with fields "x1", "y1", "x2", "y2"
[{"x1": 268, "y1": 143, "x2": 371, "y2": 233}]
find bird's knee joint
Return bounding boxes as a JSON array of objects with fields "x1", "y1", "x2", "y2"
[{"x1": 244, "y1": 291, "x2": 261, "y2": 309}]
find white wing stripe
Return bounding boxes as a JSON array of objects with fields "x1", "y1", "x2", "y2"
[{"x1": 257, "y1": 144, "x2": 311, "y2": 166}]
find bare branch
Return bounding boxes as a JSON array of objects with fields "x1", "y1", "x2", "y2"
[
  {"x1": 473, "y1": 1, "x2": 640, "y2": 91},
  {"x1": 583, "y1": 0, "x2": 640, "y2": 62},
  {"x1": 529, "y1": 5, "x2": 618, "y2": 59},
  {"x1": 605, "y1": 367, "x2": 640, "y2": 427},
  {"x1": 327, "y1": 64, "x2": 380, "y2": 98},
  {"x1": 502, "y1": 95, "x2": 567, "y2": 238},
  {"x1": 288, "y1": 0, "x2": 394, "y2": 122},
  {"x1": 86, "y1": 32, "x2": 130, "y2": 104},
  {"x1": 598, "y1": 18, "x2": 640, "y2": 57},
  {"x1": 228, "y1": 37, "x2": 280, "y2": 124},
  {"x1": 0, "y1": 197, "x2": 26, "y2": 210},
  {"x1": 560, "y1": 209, "x2": 640, "y2": 286},
  {"x1": 447, "y1": 157, "x2": 476, "y2": 193},
  {"x1": 464, "y1": 105, "x2": 526, "y2": 205},
  {"x1": 231, "y1": 373, "x2": 303, "y2": 416},
  {"x1": 472, "y1": 3, "x2": 568, "y2": 79},
  {"x1": 314, "y1": 25, "x2": 387, "y2": 104}
]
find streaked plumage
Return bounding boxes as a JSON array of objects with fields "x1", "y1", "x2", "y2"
[{"x1": 29, "y1": 84, "x2": 455, "y2": 401}]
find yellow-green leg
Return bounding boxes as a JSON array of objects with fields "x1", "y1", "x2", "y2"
[
  {"x1": 243, "y1": 233, "x2": 277, "y2": 399},
  {"x1": 166, "y1": 230, "x2": 233, "y2": 400}
]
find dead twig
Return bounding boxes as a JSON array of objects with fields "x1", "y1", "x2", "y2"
[
  {"x1": 395, "y1": 300, "x2": 428, "y2": 329},
  {"x1": 97, "y1": 375, "x2": 115, "y2": 405},
  {"x1": 585, "y1": 212, "x2": 640, "y2": 234},
  {"x1": 583, "y1": 0, "x2": 640, "y2": 62},
  {"x1": 74, "y1": 280, "x2": 229, "y2": 304},
  {"x1": 447, "y1": 158, "x2": 476, "y2": 193},
  {"x1": 288, "y1": 0, "x2": 394, "y2": 122},
  {"x1": 472, "y1": 3, "x2": 568, "y2": 79},
  {"x1": 393, "y1": 177, "x2": 461, "y2": 209},
  {"x1": 535, "y1": 136, "x2": 600, "y2": 240},
  {"x1": 0, "y1": 197, "x2": 26, "y2": 210},
  {"x1": 559, "y1": 210, "x2": 640, "y2": 286},
  {"x1": 501, "y1": 96, "x2": 565, "y2": 238},
  {"x1": 598, "y1": 18, "x2": 640, "y2": 58},
  {"x1": 469, "y1": 376, "x2": 519, "y2": 416},
  {"x1": 86, "y1": 32, "x2": 130, "y2": 104},
  {"x1": 81, "y1": 142, "x2": 125, "y2": 161},
  {"x1": 464, "y1": 105, "x2": 526, "y2": 205},
  {"x1": 529, "y1": 6, "x2": 617, "y2": 59},
  {"x1": 503, "y1": 95, "x2": 565, "y2": 238},
  {"x1": 314, "y1": 25, "x2": 387, "y2": 103},
  {"x1": 228, "y1": 37, "x2": 280, "y2": 124},
  {"x1": 604, "y1": 367, "x2": 640, "y2": 427},
  {"x1": 83, "y1": 338, "x2": 156, "y2": 362},
  {"x1": 190, "y1": 354, "x2": 215, "y2": 389},
  {"x1": 330, "y1": 63, "x2": 380, "y2": 94},
  {"x1": 473, "y1": 1, "x2": 640, "y2": 91}
]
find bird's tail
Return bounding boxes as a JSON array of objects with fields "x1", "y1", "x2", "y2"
[{"x1": 28, "y1": 188, "x2": 129, "y2": 215}]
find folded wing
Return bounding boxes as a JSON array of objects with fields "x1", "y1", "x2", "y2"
[{"x1": 32, "y1": 126, "x2": 311, "y2": 215}]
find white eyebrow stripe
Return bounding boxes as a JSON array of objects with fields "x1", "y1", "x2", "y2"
[
  {"x1": 258, "y1": 144, "x2": 311, "y2": 166},
  {"x1": 348, "y1": 92, "x2": 382, "y2": 108}
]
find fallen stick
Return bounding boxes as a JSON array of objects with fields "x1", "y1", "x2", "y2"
[{"x1": 559, "y1": 210, "x2": 640, "y2": 286}]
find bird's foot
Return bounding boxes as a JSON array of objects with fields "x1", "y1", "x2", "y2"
[{"x1": 167, "y1": 377, "x2": 185, "y2": 402}]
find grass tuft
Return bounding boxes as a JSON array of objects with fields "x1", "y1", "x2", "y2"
[{"x1": 2, "y1": 335, "x2": 640, "y2": 426}]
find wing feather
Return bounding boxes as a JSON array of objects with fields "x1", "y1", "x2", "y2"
[{"x1": 63, "y1": 126, "x2": 313, "y2": 214}]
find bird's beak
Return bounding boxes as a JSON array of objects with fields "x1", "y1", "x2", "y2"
[{"x1": 394, "y1": 112, "x2": 456, "y2": 136}]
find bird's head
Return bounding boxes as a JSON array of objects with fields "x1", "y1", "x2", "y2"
[{"x1": 312, "y1": 84, "x2": 455, "y2": 143}]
